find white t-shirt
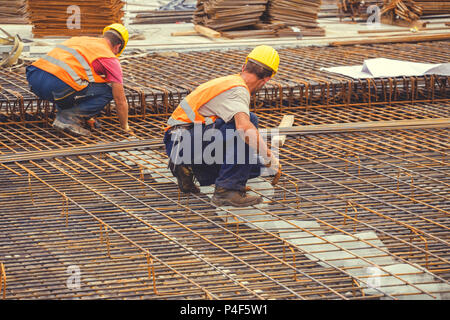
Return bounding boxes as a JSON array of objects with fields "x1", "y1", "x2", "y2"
[{"x1": 198, "y1": 86, "x2": 250, "y2": 123}]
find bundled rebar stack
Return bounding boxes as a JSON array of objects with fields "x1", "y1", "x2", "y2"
[
  {"x1": 381, "y1": 0, "x2": 423, "y2": 23},
  {"x1": 338, "y1": 0, "x2": 383, "y2": 20},
  {"x1": 193, "y1": 0, "x2": 269, "y2": 31},
  {"x1": 339, "y1": 0, "x2": 426, "y2": 22},
  {"x1": 320, "y1": 0, "x2": 339, "y2": 18},
  {"x1": 27, "y1": 0, "x2": 125, "y2": 38},
  {"x1": 130, "y1": 0, "x2": 196, "y2": 25},
  {"x1": 263, "y1": 0, "x2": 325, "y2": 36},
  {"x1": 0, "y1": 0, "x2": 28, "y2": 24},
  {"x1": 131, "y1": 10, "x2": 195, "y2": 24},
  {"x1": 415, "y1": 1, "x2": 450, "y2": 15}
]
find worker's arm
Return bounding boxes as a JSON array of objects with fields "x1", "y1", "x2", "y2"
[
  {"x1": 234, "y1": 112, "x2": 277, "y2": 166},
  {"x1": 111, "y1": 82, "x2": 130, "y2": 132}
]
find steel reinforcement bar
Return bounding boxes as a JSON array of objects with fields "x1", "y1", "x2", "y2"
[
  {"x1": 0, "y1": 102, "x2": 448, "y2": 299},
  {"x1": 0, "y1": 41, "x2": 449, "y2": 123}
]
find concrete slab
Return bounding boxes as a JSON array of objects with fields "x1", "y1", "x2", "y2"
[{"x1": 366, "y1": 263, "x2": 450, "y2": 300}]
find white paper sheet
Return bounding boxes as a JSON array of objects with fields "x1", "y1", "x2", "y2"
[{"x1": 321, "y1": 58, "x2": 450, "y2": 79}]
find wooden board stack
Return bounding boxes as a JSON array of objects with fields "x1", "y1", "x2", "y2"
[
  {"x1": 193, "y1": 0, "x2": 325, "y2": 38},
  {"x1": 131, "y1": 10, "x2": 195, "y2": 24},
  {"x1": 193, "y1": 0, "x2": 269, "y2": 31},
  {"x1": 221, "y1": 21, "x2": 303, "y2": 38},
  {"x1": 414, "y1": 1, "x2": 450, "y2": 15},
  {"x1": 319, "y1": 0, "x2": 340, "y2": 18},
  {"x1": 27, "y1": 0, "x2": 125, "y2": 38},
  {"x1": 0, "y1": 0, "x2": 28, "y2": 24},
  {"x1": 263, "y1": 0, "x2": 325, "y2": 36}
]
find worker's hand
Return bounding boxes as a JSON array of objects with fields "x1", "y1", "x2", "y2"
[
  {"x1": 264, "y1": 154, "x2": 280, "y2": 171},
  {"x1": 271, "y1": 163, "x2": 282, "y2": 186},
  {"x1": 260, "y1": 154, "x2": 282, "y2": 185},
  {"x1": 265, "y1": 154, "x2": 282, "y2": 186}
]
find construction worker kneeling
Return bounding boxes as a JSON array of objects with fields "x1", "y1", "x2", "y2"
[
  {"x1": 26, "y1": 23, "x2": 132, "y2": 137},
  {"x1": 164, "y1": 45, "x2": 281, "y2": 207}
]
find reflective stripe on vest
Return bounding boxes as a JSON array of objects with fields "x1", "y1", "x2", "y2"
[
  {"x1": 179, "y1": 99, "x2": 196, "y2": 122},
  {"x1": 32, "y1": 37, "x2": 116, "y2": 91},
  {"x1": 204, "y1": 116, "x2": 215, "y2": 125},
  {"x1": 179, "y1": 99, "x2": 216, "y2": 125},
  {"x1": 56, "y1": 44, "x2": 94, "y2": 82},
  {"x1": 167, "y1": 114, "x2": 215, "y2": 128},
  {"x1": 167, "y1": 116, "x2": 188, "y2": 127},
  {"x1": 40, "y1": 54, "x2": 88, "y2": 87},
  {"x1": 167, "y1": 100, "x2": 219, "y2": 128},
  {"x1": 165, "y1": 74, "x2": 250, "y2": 131}
]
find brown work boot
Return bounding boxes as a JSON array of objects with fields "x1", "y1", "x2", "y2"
[
  {"x1": 168, "y1": 160, "x2": 200, "y2": 194},
  {"x1": 53, "y1": 113, "x2": 91, "y2": 137},
  {"x1": 211, "y1": 186, "x2": 263, "y2": 207}
]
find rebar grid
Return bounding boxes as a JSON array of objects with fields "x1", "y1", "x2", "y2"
[
  {"x1": 0, "y1": 41, "x2": 449, "y2": 122},
  {"x1": 0, "y1": 100, "x2": 448, "y2": 299},
  {"x1": 0, "y1": 100, "x2": 448, "y2": 155}
]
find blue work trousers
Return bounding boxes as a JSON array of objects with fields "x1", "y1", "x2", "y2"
[
  {"x1": 164, "y1": 113, "x2": 262, "y2": 191},
  {"x1": 26, "y1": 65, "x2": 113, "y2": 118}
]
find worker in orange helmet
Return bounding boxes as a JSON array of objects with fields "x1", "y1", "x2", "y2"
[
  {"x1": 26, "y1": 23, "x2": 131, "y2": 136},
  {"x1": 164, "y1": 45, "x2": 281, "y2": 207}
]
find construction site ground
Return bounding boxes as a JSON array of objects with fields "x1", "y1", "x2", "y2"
[
  {"x1": 0, "y1": 9, "x2": 449, "y2": 301},
  {"x1": 1, "y1": 16, "x2": 450, "y2": 55}
]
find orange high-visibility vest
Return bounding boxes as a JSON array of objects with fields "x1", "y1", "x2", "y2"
[
  {"x1": 32, "y1": 37, "x2": 117, "y2": 91},
  {"x1": 166, "y1": 74, "x2": 250, "y2": 131}
]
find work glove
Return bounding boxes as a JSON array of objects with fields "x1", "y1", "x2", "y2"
[
  {"x1": 262, "y1": 154, "x2": 282, "y2": 186},
  {"x1": 264, "y1": 154, "x2": 279, "y2": 171}
]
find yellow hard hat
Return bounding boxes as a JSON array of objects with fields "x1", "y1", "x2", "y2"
[
  {"x1": 103, "y1": 23, "x2": 129, "y2": 56},
  {"x1": 245, "y1": 45, "x2": 280, "y2": 77}
]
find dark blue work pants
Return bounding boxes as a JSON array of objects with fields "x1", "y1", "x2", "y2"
[
  {"x1": 164, "y1": 113, "x2": 262, "y2": 191},
  {"x1": 26, "y1": 65, "x2": 113, "y2": 119}
]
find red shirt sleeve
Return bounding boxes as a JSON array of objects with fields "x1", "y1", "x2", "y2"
[{"x1": 91, "y1": 57, "x2": 123, "y2": 84}]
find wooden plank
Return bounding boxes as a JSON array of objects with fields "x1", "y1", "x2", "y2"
[
  {"x1": 358, "y1": 26, "x2": 450, "y2": 34},
  {"x1": 272, "y1": 118, "x2": 450, "y2": 135},
  {"x1": 271, "y1": 114, "x2": 294, "y2": 186},
  {"x1": 194, "y1": 24, "x2": 222, "y2": 39},
  {"x1": 272, "y1": 115, "x2": 295, "y2": 147},
  {"x1": 330, "y1": 33, "x2": 450, "y2": 46},
  {"x1": 381, "y1": 16, "x2": 426, "y2": 29},
  {"x1": 171, "y1": 30, "x2": 199, "y2": 37}
]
